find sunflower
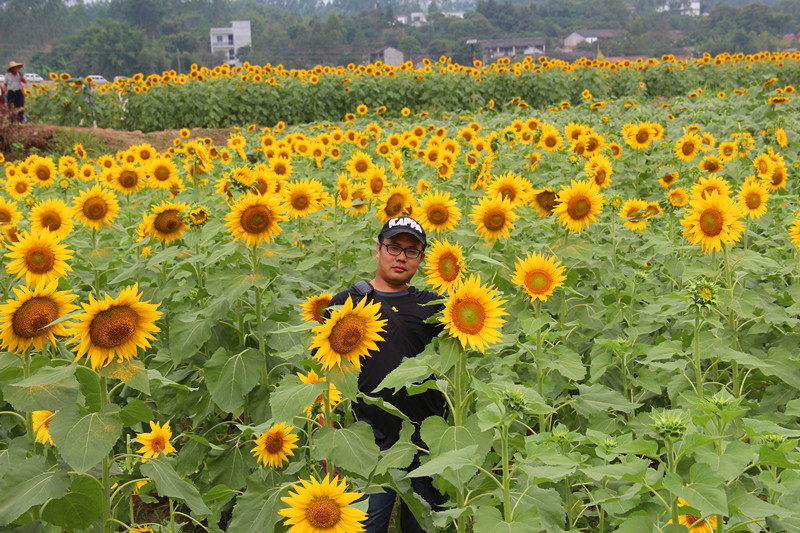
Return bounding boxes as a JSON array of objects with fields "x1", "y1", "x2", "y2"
[
  {"x1": 346, "y1": 187, "x2": 372, "y2": 216},
  {"x1": 111, "y1": 163, "x2": 146, "y2": 195},
  {"x1": 681, "y1": 190, "x2": 745, "y2": 253},
  {"x1": 531, "y1": 188, "x2": 559, "y2": 218},
  {"x1": 424, "y1": 239, "x2": 465, "y2": 294},
  {"x1": 251, "y1": 422, "x2": 299, "y2": 469},
  {"x1": 136, "y1": 420, "x2": 177, "y2": 460},
  {"x1": 0, "y1": 280, "x2": 78, "y2": 353},
  {"x1": 469, "y1": 195, "x2": 516, "y2": 241},
  {"x1": 310, "y1": 295, "x2": 387, "y2": 371},
  {"x1": 776, "y1": 128, "x2": 788, "y2": 147},
  {"x1": 278, "y1": 475, "x2": 366, "y2": 533},
  {"x1": 366, "y1": 166, "x2": 388, "y2": 196},
  {"x1": 346, "y1": 151, "x2": 374, "y2": 180},
  {"x1": 671, "y1": 497, "x2": 718, "y2": 533},
  {"x1": 29, "y1": 156, "x2": 57, "y2": 187},
  {"x1": 623, "y1": 122, "x2": 657, "y2": 150},
  {"x1": 298, "y1": 369, "x2": 342, "y2": 417},
  {"x1": 699, "y1": 155, "x2": 724, "y2": 174},
  {"x1": 668, "y1": 187, "x2": 689, "y2": 208},
  {"x1": 659, "y1": 171, "x2": 679, "y2": 188},
  {"x1": 301, "y1": 293, "x2": 333, "y2": 323},
  {"x1": 511, "y1": 251, "x2": 567, "y2": 303},
  {"x1": 67, "y1": 284, "x2": 162, "y2": 370},
  {"x1": 441, "y1": 274, "x2": 507, "y2": 352},
  {"x1": 536, "y1": 124, "x2": 563, "y2": 152},
  {"x1": 552, "y1": 179, "x2": 604, "y2": 233},
  {"x1": 617, "y1": 198, "x2": 648, "y2": 231},
  {"x1": 282, "y1": 179, "x2": 324, "y2": 218},
  {"x1": 584, "y1": 154, "x2": 613, "y2": 189},
  {"x1": 717, "y1": 141, "x2": 738, "y2": 162},
  {"x1": 145, "y1": 201, "x2": 190, "y2": 244},
  {"x1": 29, "y1": 199, "x2": 75, "y2": 240},
  {"x1": 146, "y1": 157, "x2": 178, "y2": 189},
  {"x1": 32, "y1": 410, "x2": 56, "y2": 446},
  {"x1": 674, "y1": 133, "x2": 703, "y2": 162},
  {"x1": 5, "y1": 175, "x2": 33, "y2": 201},
  {"x1": 691, "y1": 174, "x2": 731, "y2": 201},
  {"x1": 738, "y1": 178, "x2": 769, "y2": 219},
  {"x1": 765, "y1": 162, "x2": 788, "y2": 191},
  {"x1": 375, "y1": 185, "x2": 414, "y2": 223},
  {"x1": 753, "y1": 154, "x2": 774, "y2": 179},
  {"x1": 0, "y1": 197, "x2": 22, "y2": 226},
  {"x1": 5, "y1": 231, "x2": 73, "y2": 286},
  {"x1": 225, "y1": 193, "x2": 287, "y2": 247},
  {"x1": 417, "y1": 191, "x2": 461, "y2": 234},
  {"x1": 188, "y1": 206, "x2": 208, "y2": 226},
  {"x1": 790, "y1": 218, "x2": 800, "y2": 251},
  {"x1": 487, "y1": 171, "x2": 531, "y2": 207}
]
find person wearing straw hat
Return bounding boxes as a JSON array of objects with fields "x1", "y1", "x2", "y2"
[{"x1": 5, "y1": 61, "x2": 25, "y2": 122}]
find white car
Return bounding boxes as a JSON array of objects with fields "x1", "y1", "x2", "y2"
[
  {"x1": 87, "y1": 75, "x2": 108, "y2": 85},
  {"x1": 24, "y1": 73, "x2": 44, "y2": 83}
]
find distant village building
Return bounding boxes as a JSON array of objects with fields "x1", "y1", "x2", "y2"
[
  {"x1": 655, "y1": 1, "x2": 702, "y2": 16},
  {"x1": 396, "y1": 11, "x2": 465, "y2": 26},
  {"x1": 479, "y1": 37, "x2": 546, "y2": 62},
  {"x1": 210, "y1": 20, "x2": 252, "y2": 66},
  {"x1": 563, "y1": 29, "x2": 622, "y2": 50},
  {"x1": 369, "y1": 46, "x2": 404, "y2": 67}
]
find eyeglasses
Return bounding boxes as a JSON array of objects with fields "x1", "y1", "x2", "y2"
[{"x1": 380, "y1": 241, "x2": 423, "y2": 259}]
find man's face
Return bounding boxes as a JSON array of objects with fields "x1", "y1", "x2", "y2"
[{"x1": 375, "y1": 232, "x2": 425, "y2": 289}]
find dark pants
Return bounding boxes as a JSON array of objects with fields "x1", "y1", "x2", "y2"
[
  {"x1": 364, "y1": 453, "x2": 442, "y2": 533},
  {"x1": 7, "y1": 90, "x2": 24, "y2": 122}
]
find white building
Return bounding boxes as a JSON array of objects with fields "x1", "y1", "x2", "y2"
[
  {"x1": 210, "y1": 20, "x2": 252, "y2": 66},
  {"x1": 656, "y1": 1, "x2": 702, "y2": 16}
]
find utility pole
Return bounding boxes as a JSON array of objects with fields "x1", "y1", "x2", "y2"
[{"x1": 177, "y1": 48, "x2": 181, "y2": 75}]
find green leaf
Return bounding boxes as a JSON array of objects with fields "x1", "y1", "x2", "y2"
[
  {"x1": 326, "y1": 362, "x2": 360, "y2": 401},
  {"x1": 100, "y1": 359, "x2": 150, "y2": 395},
  {"x1": 377, "y1": 351, "x2": 437, "y2": 391},
  {"x1": 41, "y1": 476, "x2": 102, "y2": 529},
  {"x1": 169, "y1": 316, "x2": 214, "y2": 362},
  {"x1": 662, "y1": 473, "x2": 728, "y2": 516},
  {"x1": 140, "y1": 457, "x2": 211, "y2": 516},
  {"x1": 119, "y1": 400, "x2": 154, "y2": 427},
  {"x1": 269, "y1": 374, "x2": 327, "y2": 425},
  {"x1": 312, "y1": 422, "x2": 381, "y2": 475},
  {"x1": 580, "y1": 457, "x2": 650, "y2": 482},
  {"x1": 691, "y1": 440, "x2": 753, "y2": 481},
  {"x1": 614, "y1": 514, "x2": 654, "y2": 533},
  {"x1": 728, "y1": 486, "x2": 795, "y2": 520},
  {"x1": 0, "y1": 455, "x2": 70, "y2": 526},
  {"x1": 439, "y1": 336, "x2": 461, "y2": 374},
  {"x1": 514, "y1": 486, "x2": 566, "y2": 532},
  {"x1": 376, "y1": 421, "x2": 416, "y2": 475},
  {"x1": 544, "y1": 344, "x2": 586, "y2": 381},
  {"x1": 205, "y1": 347, "x2": 263, "y2": 412},
  {"x1": 473, "y1": 505, "x2": 541, "y2": 533},
  {"x1": 572, "y1": 383, "x2": 640, "y2": 417},
  {"x1": 207, "y1": 444, "x2": 254, "y2": 491},
  {"x1": 227, "y1": 471, "x2": 286, "y2": 533},
  {"x1": 420, "y1": 416, "x2": 492, "y2": 487},
  {"x1": 49, "y1": 404, "x2": 123, "y2": 474},
  {"x1": 408, "y1": 445, "x2": 479, "y2": 478},
  {"x1": 3, "y1": 364, "x2": 82, "y2": 412}
]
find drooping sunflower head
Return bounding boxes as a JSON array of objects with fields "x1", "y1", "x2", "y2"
[
  {"x1": 424, "y1": 239, "x2": 465, "y2": 294},
  {"x1": 278, "y1": 475, "x2": 366, "y2": 533},
  {"x1": 441, "y1": 274, "x2": 507, "y2": 353},
  {"x1": 618, "y1": 198, "x2": 648, "y2": 231},
  {"x1": 136, "y1": 420, "x2": 177, "y2": 460},
  {"x1": 511, "y1": 251, "x2": 567, "y2": 303},
  {"x1": 552, "y1": 179, "x2": 605, "y2": 233},
  {"x1": 0, "y1": 279, "x2": 78, "y2": 353},
  {"x1": 225, "y1": 193, "x2": 288, "y2": 247},
  {"x1": 301, "y1": 293, "x2": 333, "y2": 323},
  {"x1": 417, "y1": 191, "x2": 461, "y2": 234},
  {"x1": 5, "y1": 230, "x2": 73, "y2": 286},
  {"x1": 67, "y1": 284, "x2": 162, "y2": 370},
  {"x1": 310, "y1": 295, "x2": 387, "y2": 370},
  {"x1": 531, "y1": 188, "x2": 559, "y2": 218},
  {"x1": 251, "y1": 422, "x2": 300, "y2": 469}
]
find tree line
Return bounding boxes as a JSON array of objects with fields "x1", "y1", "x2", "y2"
[{"x1": 2, "y1": 0, "x2": 800, "y2": 79}]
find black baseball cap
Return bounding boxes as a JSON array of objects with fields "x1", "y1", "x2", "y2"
[{"x1": 378, "y1": 216, "x2": 427, "y2": 248}]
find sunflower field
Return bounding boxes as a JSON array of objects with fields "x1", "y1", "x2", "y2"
[{"x1": 3, "y1": 51, "x2": 800, "y2": 533}]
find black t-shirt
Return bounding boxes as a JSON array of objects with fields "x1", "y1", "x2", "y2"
[{"x1": 329, "y1": 284, "x2": 446, "y2": 449}]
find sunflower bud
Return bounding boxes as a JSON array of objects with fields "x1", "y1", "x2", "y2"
[
  {"x1": 687, "y1": 277, "x2": 719, "y2": 314},
  {"x1": 649, "y1": 409, "x2": 689, "y2": 442},
  {"x1": 500, "y1": 388, "x2": 535, "y2": 417},
  {"x1": 760, "y1": 433, "x2": 788, "y2": 450}
]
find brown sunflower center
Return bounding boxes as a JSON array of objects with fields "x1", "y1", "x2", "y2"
[
  {"x1": 36, "y1": 166, "x2": 51, "y2": 181},
  {"x1": 354, "y1": 160, "x2": 368, "y2": 174},
  {"x1": 499, "y1": 187, "x2": 516, "y2": 201},
  {"x1": 25, "y1": 246, "x2": 56, "y2": 274},
  {"x1": 428, "y1": 205, "x2": 449, "y2": 225},
  {"x1": 771, "y1": 169, "x2": 785, "y2": 186},
  {"x1": 682, "y1": 142, "x2": 695, "y2": 156},
  {"x1": 89, "y1": 305, "x2": 139, "y2": 349},
  {"x1": 525, "y1": 271, "x2": 551, "y2": 293},
  {"x1": 152, "y1": 435, "x2": 166, "y2": 452},
  {"x1": 252, "y1": 178, "x2": 268, "y2": 194},
  {"x1": 83, "y1": 197, "x2": 109, "y2": 220},
  {"x1": 154, "y1": 210, "x2": 183, "y2": 235},
  {"x1": 544, "y1": 135, "x2": 557, "y2": 147},
  {"x1": 568, "y1": 196, "x2": 591, "y2": 219},
  {"x1": 483, "y1": 210, "x2": 506, "y2": 231},
  {"x1": 265, "y1": 434, "x2": 284, "y2": 453},
  {"x1": 438, "y1": 253, "x2": 460, "y2": 282},
  {"x1": 594, "y1": 170, "x2": 607, "y2": 185},
  {"x1": 153, "y1": 165, "x2": 171, "y2": 181},
  {"x1": 12, "y1": 297, "x2": 59, "y2": 339},
  {"x1": 746, "y1": 192, "x2": 762, "y2": 209},
  {"x1": 536, "y1": 191, "x2": 558, "y2": 214},
  {"x1": 370, "y1": 178, "x2": 384, "y2": 194},
  {"x1": 385, "y1": 194, "x2": 406, "y2": 217},
  {"x1": 329, "y1": 314, "x2": 366, "y2": 355},
  {"x1": 305, "y1": 497, "x2": 341, "y2": 529},
  {"x1": 0, "y1": 209, "x2": 10, "y2": 223},
  {"x1": 292, "y1": 194, "x2": 310, "y2": 210},
  {"x1": 700, "y1": 208, "x2": 724, "y2": 236},
  {"x1": 452, "y1": 299, "x2": 486, "y2": 335},
  {"x1": 636, "y1": 130, "x2": 650, "y2": 144},
  {"x1": 119, "y1": 170, "x2": 139, "y2": 189},
  {"x1": 15, "y1": 182, "x2": 28, "y2": 193},
  {"x1": 241, "y1": 205, "x2": 272, "y2": 234},
  {"x1": 40, "y1": 210, "x2": 62, "y2": 231}
]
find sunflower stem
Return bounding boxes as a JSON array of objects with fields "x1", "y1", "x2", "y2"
[
  {"x1": 501, "y1": 422, "x2": 512, "y2": 522},
  {"x1": 694, "y1": 314, "x2": 704, "y2": 399},
  {"x1": 453, "y1": 347, "x2": 466, "y2": 427},
  {"x1": 325, "y1": 382, "x2": 335, "y2": 476},
  {"x1": 99, "y1": 375, "x2": 112, "y2": 533},
  {"x1": 535, "y1": 300, "x2": 546, "y2": 433},
  {"x1": 21, "y1": 349, "x2": 34, "y2": 442},
  {"x1": 169, "y1": 498, "x2": 176, "y2": 533}
]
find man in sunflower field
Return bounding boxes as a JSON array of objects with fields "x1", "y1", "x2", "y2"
[{"x1": 327, "y1": 216, "x2": 445, "y2": 533}]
